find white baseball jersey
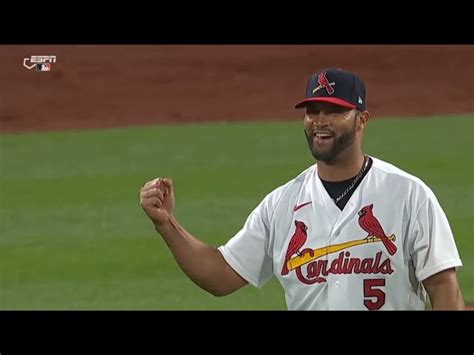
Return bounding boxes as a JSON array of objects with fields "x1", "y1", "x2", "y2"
[{"x1": 218, "y1": 156, "x2": 462, "y2": 310}]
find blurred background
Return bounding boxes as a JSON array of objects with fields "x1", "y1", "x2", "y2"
[{"x1": 0, "y1": 45, "x2": 472, "y2": 309}]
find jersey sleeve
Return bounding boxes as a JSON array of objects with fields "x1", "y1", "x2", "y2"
[
  {"x1": 217, "y1": 193, "x2": 275, "y2": 288},
  {"x1": 410, "y1": 192, "x2": 463, "y2": 282}
]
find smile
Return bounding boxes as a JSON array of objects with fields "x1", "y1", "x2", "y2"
[{"x1": 313, "y1": 130, "x2": 334, "y2": 140}]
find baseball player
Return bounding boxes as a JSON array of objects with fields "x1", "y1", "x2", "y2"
[{"x1": 140, "y1": 68, "x2": 465, "y2": 310}]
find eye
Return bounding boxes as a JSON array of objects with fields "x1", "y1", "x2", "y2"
[{"x1": 307, "y1": 109, "x2": 321, "y2": 115}]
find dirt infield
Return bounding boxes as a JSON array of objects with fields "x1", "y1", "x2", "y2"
[{"x1": 1, "y1": 45, "x2": 473, "y2": 133}]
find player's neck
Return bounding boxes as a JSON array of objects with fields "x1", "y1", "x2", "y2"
[{"x1": 317, "y1": 150, "x2": 366, "y2": 182}]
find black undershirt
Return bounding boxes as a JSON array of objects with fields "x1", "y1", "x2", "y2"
[{"x1": 320, "y1": 157, "x2": 373, "y2": 211}]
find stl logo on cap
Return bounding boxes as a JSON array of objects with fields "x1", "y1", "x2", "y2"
[{"x1": 312, "y1": 72, "x2": 335, "y2": 95}]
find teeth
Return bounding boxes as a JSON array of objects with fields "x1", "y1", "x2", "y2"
[{"x1": 315, "y1": 131, "x2": 333, "y2": 138}]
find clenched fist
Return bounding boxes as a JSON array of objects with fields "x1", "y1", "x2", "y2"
[{"x1": 140, "y1": 177, "x2": 175, "y2": 227}]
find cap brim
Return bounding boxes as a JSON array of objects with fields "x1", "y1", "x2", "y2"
[{"x1": 294, "y1": 97, "x2": 357, "y2": 109}]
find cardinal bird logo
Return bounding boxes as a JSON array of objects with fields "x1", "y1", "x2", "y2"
[
  {"x1": 281, "y1": 220, "x2": 308, "y2": 275},
  {"x1": 317, "y1": 72, "x2": 335, "y2": 95},
  {"x1": 358, "y1": 204, "x2": 397, "y2": 256}
]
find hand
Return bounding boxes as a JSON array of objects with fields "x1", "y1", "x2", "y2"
[{"x1": 140, "y1": 177, "x2": 175, "y2": 228}]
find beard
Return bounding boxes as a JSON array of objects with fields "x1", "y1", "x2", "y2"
[{"x1": 305, "y1": 118, "x2": 357, "y2": 164}]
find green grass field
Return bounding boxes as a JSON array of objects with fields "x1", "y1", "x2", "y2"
[{"x1": 1, "y1": 115, "x2": 473, "y2": 309}]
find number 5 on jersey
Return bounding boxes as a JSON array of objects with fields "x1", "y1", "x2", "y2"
[{"x1": 363, "y1": 278, "x2": 386, "y2": 310}]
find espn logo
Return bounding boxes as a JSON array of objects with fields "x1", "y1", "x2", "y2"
[{"x1": 23, "y1": 55, "x2": 56, "y2": 71}]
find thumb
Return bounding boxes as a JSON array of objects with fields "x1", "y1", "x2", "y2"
[{"x1": 163, "y1": 178, "x2": 174, "y2": 194}]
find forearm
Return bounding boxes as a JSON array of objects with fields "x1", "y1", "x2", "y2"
[{"x1": 155, "y1": 215, "x2": 244, "y2": 296}]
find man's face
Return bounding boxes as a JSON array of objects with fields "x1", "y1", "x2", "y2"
[{"x1": 303, "y1": 102, "x2": 359, "y2": 164}]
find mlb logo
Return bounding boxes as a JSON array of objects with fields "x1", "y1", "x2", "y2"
[{"x1": 36, "y1": 63, "x2": 51, "y2": 71}]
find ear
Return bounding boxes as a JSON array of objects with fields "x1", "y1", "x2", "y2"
[
  {"x1": 369, "y1": 203, "x2": 373, "y2": 209},
  {"x1": 356, "y1": 110, "x2": 370, "y2": 132}
]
